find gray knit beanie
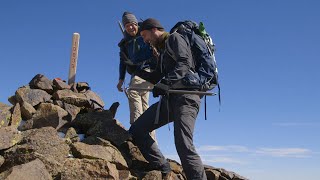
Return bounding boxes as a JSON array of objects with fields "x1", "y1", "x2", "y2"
[{"x1": 122, "y1": 12, "x2": 138, "y2": 26}]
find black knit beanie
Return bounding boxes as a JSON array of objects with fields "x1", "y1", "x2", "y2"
[{"x1": 140, "y1": 18, "x2": 164, "y2": 31}]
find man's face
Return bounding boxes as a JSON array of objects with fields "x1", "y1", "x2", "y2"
[
  {"x1": 124, "y1": 22, "x2": 138, "y2": 36},
  {"x1": 140, "y1": 29, "x2": 156, "y2": 45}
]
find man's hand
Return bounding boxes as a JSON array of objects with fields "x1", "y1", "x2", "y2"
[
  {"x1": 117, "y1": 79, "x2": 124, "y2": 92},
  {"x1": 152, "y1": 83, "x2": 169, "y2": 97}
]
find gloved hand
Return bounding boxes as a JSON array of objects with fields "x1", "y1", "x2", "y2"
[{"x1": 152, "y1": 83, "x2": 169, "y2": 97}]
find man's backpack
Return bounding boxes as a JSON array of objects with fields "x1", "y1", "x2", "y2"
[{"x1": 167, "y1": 20, "x2": 220, "y2": 95}]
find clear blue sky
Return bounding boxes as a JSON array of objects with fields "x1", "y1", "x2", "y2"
[{"x1": 1, "y1": 1, "x2": 319, "y2": 179}]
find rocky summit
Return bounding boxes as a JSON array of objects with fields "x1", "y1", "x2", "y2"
[{"x1": 0, "y1": 74, "x2": 248, "y2": 180}]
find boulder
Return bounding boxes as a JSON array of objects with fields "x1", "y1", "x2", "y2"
[
  {"x1": 28, "y1": 103, "x2": 68, "y2": 130},
  {"x1": 109, "y1": 102, "x2": 120, "y2": 118},
  {"x1": 204, "y1": 165, "x2": 249, "y2": 180},
  {"x1": 82, "y1": 136, "x2": 114, "y2": 146},
  {"x1": 29, "y1": 74, "x2": 53, "y2": 94},
  {"x1": 87, "y1": 118, "x2": 130, "y2": 147},
  {"x1": 75, "y1": 82, "x2": 90, "y2": 93},
  {"x1": 0, "y1": 103, "x2": 11, "y2": 128},
  {"x1": 142, "y1": 170, "x2": 162, "y2": 180},
  {"x1": 7, "y1": 96, "x2": 17, "y2": 106},
  {"x1": 0, "y1": 159, "x2": 52, "y2": 180},
  {"x1": 118, "y1": 141, "x2": 148, "y2": 169},
  {"x1": 118, "y1": 170, "x2": 136, "y2": 180},
  {"x1": 84, "y1": 90, "x2": 105, "y2": 110},
  {"x1": 61, "y1": 158, "x2": 119, "y2": 180},
  {"x1": 10, "y1": 103, "x2": 22, "y2": 128},
  {"x1": 53, "y1": 78, "x2": 70, "y2": 90},
  {"x1": 20, "y1": 101, "x2": 36, "y2": 120},
  {"x1": 53, "y1": 100, "x2": 80, "y2": 121},
  {"x1": 71, "y1": 142, "x2": 128, "y2": 169},
  {"x1": 168, "y1": 159, "x2": 184, "y2": 176},
  {"x1": 52, "y1": 89, "x2": 88, "y2": 107},
  {"x1": 205, "y1": 169, "x2": 220, "y2": 180},
  {"x1": 15, "y1": 86, "x2": 52, "y2": 106},
  {"x1": 1, "y1": 127, "x2": 70, "y2": 177},
  {"x1": 0, "y1": 155, "x2": 4, "y2": 167},
  {"x1": 71, "y1": 110, "x2": 113, "y2": 133},
  {"x1": 0, "y1": 126, "x2": 21, "y2": 150},
  {"x1": 65, "y1": 127, "x2": 79, "y2": 142}
]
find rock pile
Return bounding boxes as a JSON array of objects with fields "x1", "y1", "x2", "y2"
[{"x1": 0, "y1": 74, "x2": 248, "y2": 180}]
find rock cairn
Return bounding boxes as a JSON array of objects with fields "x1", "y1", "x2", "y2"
[{"x1": 0, "y1": 74, "x2": 248, "y2": 180}]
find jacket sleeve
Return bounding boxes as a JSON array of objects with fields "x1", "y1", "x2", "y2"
[
  {"x1": 166, "y1": 33, "x2": 193, "y2": 83},
  {"x1": 134, "y1": 66, "x2": 163, "y2": 85},
  {"x1": 119, "y1": 46, "x2": 127, "y2": 80},
  {"x1": 130, "y1": 37, "x2": 153, "y2": 63}
]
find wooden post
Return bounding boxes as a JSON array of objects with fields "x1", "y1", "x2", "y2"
[{"x1": 68, "y1": 32, "x2": 80, "y2": 85}]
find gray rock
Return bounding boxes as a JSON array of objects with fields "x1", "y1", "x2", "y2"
[
  {"x1": 20, "y1": 101, "x2": 36, "y2": 120},
  {"x1": 52, "y1": 89, "x2": 88, "y2": 107},
  {"x1": 82, "y1": 136, "x2": 114, "y2": 147},
  {"x1": 71, "y1": 110, "x2": 113, "y2": 133},
  {"x1": 0, "y1": 155, "x2": 4, "y2": 167},
  {"x1": 53, "y1": 78, "x2": 70, "y2": 90},
  {"x1": 2, "y1": 127, "x2": 70, "y2": 178},
  {"x1": 87, "y1": 118, "x2": 130, "y2": 147},
  {"x1": 0, "y1": 159, "x2": 52, "y2": 180},
  {"x1": 0, "y1": 103, "x2": 11, "y2": 128},
  {"x1": 168, "y1": 159, "x2": 184, "y2": 176},
  {"x1": 10, "y1": 103, "x2": 22, "y2": 128},
  {"x1": 118, "y1": 140, "x2": 148, "y2": 171},
  {"x1": 205, "y1": 169, "x2": 220, "y2": 180},
  {"x1": 142, "y1": 170, "x2": 162, "y2": 180},
  {"x1": 61, "y1": 158, "x2": 119, "y2": 180},
  {"x1": 71, "y1": 111, "x2": 130, "y2": 147},
  {"x1": 29, "y1": 74, "x2": 54, "y2": 94},
  {"x1": 64, "y1": 103, "x2": 81, "y2": 121},
  {"x1": 65, "y1": 127, "x2": 79, "y2": 142},
  {"x1": 15, "y1": 87, "x2": 52, "y2": 106},
  {"x1": 71, "y1": 142, "x2": 128, "y2": 169},
  {"x1": 18, "y1": 119, "x2": 33, "y2": 131},
  {"x1": 76, "y1": 82, "x2": 90, "y2": 93},
  {"x1": 109, "y1": 102, "x2": 120, "y2": 118},
  {"x1": 204, "y1": 165, "x2": 249, "y2": 180},
  {"x1": 84, "y1": 90, "x2": 105, "y2": 110},
  {"x1": 7, "y1": 96, "x2": 17, "y2": 106},
  {"x1": 54, "y1": 101, "x2": 81, "y2": 121},
  {"x1": 30, "y1": 103, "x2": 68, "y2": 130},
  {"x1": 119, "y1": 170, "x2": 136, "y2": 180},
  {"x1": 0, "y1": 126, "x2": 22, "y2": 150}
]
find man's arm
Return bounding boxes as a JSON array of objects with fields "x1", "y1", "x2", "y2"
[
  {"x1": 134, "y1": 68, "x2": 163, "y2": 85},
  {"x1": 117, "y1": 48, "x2": 127, "y2": 92}
]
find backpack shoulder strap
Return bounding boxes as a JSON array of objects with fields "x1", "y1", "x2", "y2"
[
  {"x1": 164, "y1": 33, "x2": 177, "y2": 61},
  {"x1": 165, "y1": 32, "x2": 191, "y2": 61}
]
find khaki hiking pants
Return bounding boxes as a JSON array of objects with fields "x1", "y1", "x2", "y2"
[{"x1": 127, "y1": 75, "x2": 157, "y2": 142}]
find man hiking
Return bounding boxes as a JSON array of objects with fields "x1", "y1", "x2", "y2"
[
  {"x1": 117, "y1": 12, "x2": 157, "y2": 141},
  {"x1": 129, "y1": 18, "x2": 207, "y2": 180}
]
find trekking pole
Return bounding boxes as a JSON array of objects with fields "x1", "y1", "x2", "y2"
[
  {"x1": 118, "y1": 21, "x2": 125, "y2": 36},
  {"x1": 126, "y1": 87, "x2": 216, "y2": 96}
]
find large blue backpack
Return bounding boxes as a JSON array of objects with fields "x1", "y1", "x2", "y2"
[{"x1": 167, "y1": 20, "x2": 220, "y2": 103}]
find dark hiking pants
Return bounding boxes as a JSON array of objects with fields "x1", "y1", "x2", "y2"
[{"x1": 129, "y1": 94, "x2": 207, "y2": 180}]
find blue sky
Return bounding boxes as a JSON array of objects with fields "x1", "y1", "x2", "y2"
[{"x1": 1, "y1": 1, "x2": 319, "y2": 179}]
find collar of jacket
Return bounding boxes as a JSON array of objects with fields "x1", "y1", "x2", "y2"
[{"x1": 155, "y1": 32, "x2": 169, "y2": 51}]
